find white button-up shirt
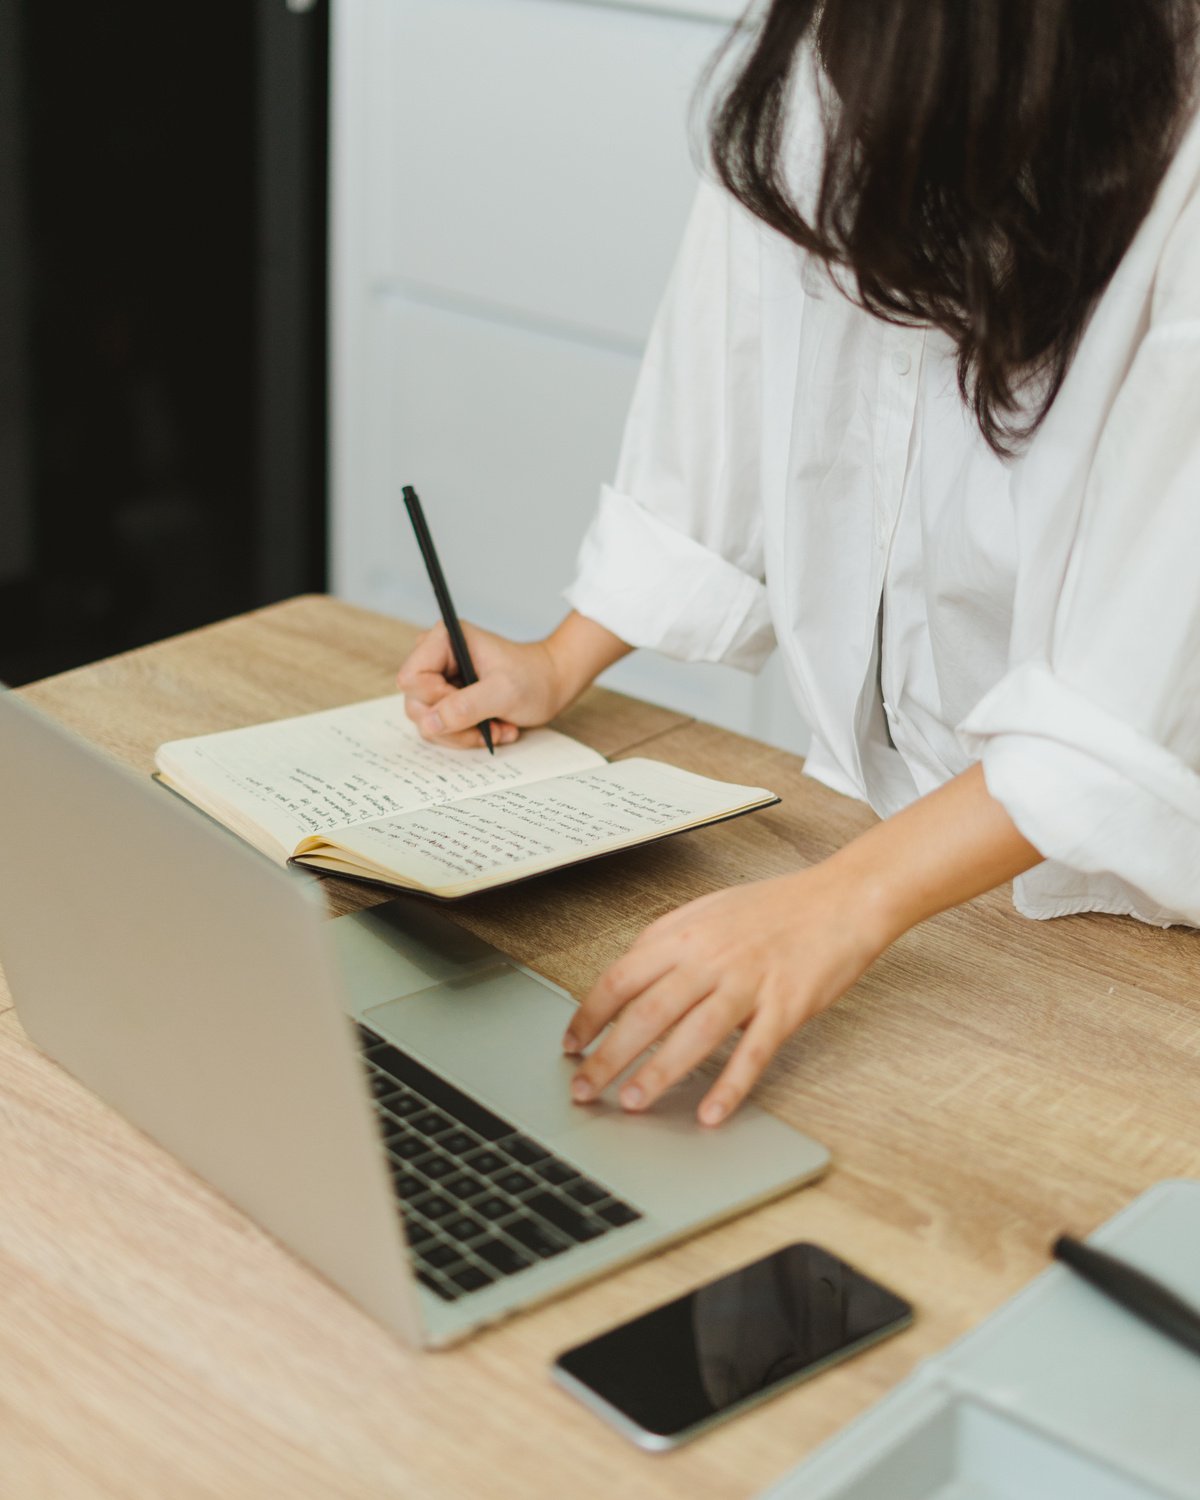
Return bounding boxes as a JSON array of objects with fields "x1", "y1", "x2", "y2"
[{"x1": 566, "y1": 105, "x2": 1200, "y2": 928}]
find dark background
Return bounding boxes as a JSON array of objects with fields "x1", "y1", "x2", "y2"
[{"x1": 0, "y1": 0, "x2": 329, "y2": 686}]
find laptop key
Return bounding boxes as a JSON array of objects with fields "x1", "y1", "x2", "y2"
[
  {"x1": 525, "y1": 1191, "x2": 607, "y2": 1243},
  {"x1": 444, "y1": 1173, "x2": 490, "y2": 1201},
  {"x1": 495, "y1": 1169, "x2": 535, "y2": 1196},
  {"x1": 475, "y1": 1238, "x2": 532, "y2": 1277},
  {"x1": 503, "y1": 1135, "x2": 550, "y2": 1166},
  {"x1": 393, "y1": 1172, "x2": 425, "y2": 1198},
  {"x1": 564, "y1": 1179, "x2": 608, "y2": 1207},
  {"x1": 597, "y1": 1200, "x2": 641, "y2": 1228},
  {"x1": 443, "y1": 1214, "x2": 486, "y2": 1243},
  {"x1": 390, "y1": 1136, "x2": 430, "y2": 1162},
  {"x1": 450, "y1": 1264, "x2": 494, "y2": 1293},
  {"x1": 505, "y1": 1216, "x2": 569, "y2": 1260},
  {"x1": 368, "y1": 1072, "x2": 395, "y2": 1099},
  {"x1": 463, "y1": 1149, "x2": 506, "y2": 1176},
  {"x1": 381, "y1": 1092, "x2": 424, "y2": 1120},
  {"x1": 416, "y1": 1269, "x2": 458, "y2": 1302},
  {"x1": 412, "y1": 1193, "x2": 455, "y2": 1220},
  {"x1": 365, "y1": 1040, "x2": 634, "y2": 1246},
  {"x1": 366, "y1": 1043, "x2": 514, "y2": 1142},
  {"x1": 404, "y1": 1220, "x2": 435, "y2": 1246},
  {"x1": 421, "y1": 1241, "x2": 465, "y2": 1271},
  {"x1": 533, "y1": 1159, "x2": 578, "y2": 1187},
  {"x1": 376, "y1": 1112, "x2": 406, "y2": 1142}
]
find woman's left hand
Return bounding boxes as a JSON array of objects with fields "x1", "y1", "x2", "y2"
[
  {"x1": 562, "y1": 762, "x2": 1046, "y2": 1126},
  {"x1": 562, "y1": 863, "x2": 894, "y2": 1127}
]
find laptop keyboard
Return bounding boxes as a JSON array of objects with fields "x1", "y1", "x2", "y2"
[{"x1": 357, "y1": 1023, "x2": 643, "y2": 1302}]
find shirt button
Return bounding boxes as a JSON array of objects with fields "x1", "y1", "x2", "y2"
[{"x1": 891, "y1": 350, "x2": 912, "y2": 376}]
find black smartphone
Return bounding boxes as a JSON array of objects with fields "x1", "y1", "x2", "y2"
[{"x1": 552, "y1": 1242, "x2": 913, "y2": 1450}]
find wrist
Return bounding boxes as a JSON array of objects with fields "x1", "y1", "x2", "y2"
[
  {"x1": 818, "y1": 846, "x2": 916, "y2": 953},
  {"x1": 790, "y1": 853, "x2": 908, "y2": 961},
  {"x1": 819, "y1": 763, "x2": 1043, "y2": 948},
  {"x1": 541, "y1": 612, "x2": 631, "y2": 714}
]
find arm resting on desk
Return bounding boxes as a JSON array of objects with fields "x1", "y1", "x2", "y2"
[{"x1": 564, "y1": 762, "x2": 1043, "y2": 1126}]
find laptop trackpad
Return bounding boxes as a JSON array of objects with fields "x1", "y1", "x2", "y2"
[{"x1": 363, "y1": 967, "x2": 586, "y2": 1138}]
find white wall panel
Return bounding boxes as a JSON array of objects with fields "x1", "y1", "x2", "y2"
[
  {"x1": 362, "y1": 295, "x2": 637, "y2": 636},
  {"x1": 568, "y1": 0, "x2": 745, "y2": 21},
  {"x1": 377, "y1": 0, "x2": 729, "y2": 343},
  {"x1": 331, "y1": 0, "x2": 812, "y2": 755},
  {"x1": 347, "y1": 293, "x2": 792, "y2": 744}
]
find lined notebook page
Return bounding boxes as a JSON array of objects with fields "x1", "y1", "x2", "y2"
[
  {"x1": 156, "y1": 696, "x2": 605, "y2": 851},
  {"x1": 312, "y1": 758, "x2": 772, "y2": 892}
]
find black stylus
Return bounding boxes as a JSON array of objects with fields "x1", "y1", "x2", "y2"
[
  {"x1": 401, "y1": 485, "x2": 494, "y2": 754},
  {"x1": 1052, "y1": 1234, "x2": 1200, "y2": 1360}
]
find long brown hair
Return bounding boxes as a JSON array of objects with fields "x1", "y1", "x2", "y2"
[{"x1": 710, "y1": 1, "x2": 1198, "y2": 453}]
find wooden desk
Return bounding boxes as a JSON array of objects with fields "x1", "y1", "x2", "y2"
[{"x1": 3, "y1": 596, "x2": 1198, "y2": 1499}]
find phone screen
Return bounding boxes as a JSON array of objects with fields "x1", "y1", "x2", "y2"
[{"x1": 554, "y1": 1243, "x2": 912, "y2": 1447}]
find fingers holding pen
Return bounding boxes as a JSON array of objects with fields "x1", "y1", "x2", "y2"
[
  {"x1": 423, "y1": 679, "x2": 517, "y2": 748},
  {"x1": 400, "y1": 678, "x2": 511, "y2": 749},
  {"x1": 397, "y1": 622, "x2": 573, "y2": 744},
  {"x1": 396, "y1": 622, "x2": 457, "y2": 689},
  {"x1": 398, "y1": 630, "x2": 517, "y2": 748},
  {"x1": 411, "y1": 684, "x2": 513, "y2": 747}
]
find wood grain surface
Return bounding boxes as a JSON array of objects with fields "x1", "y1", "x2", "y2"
[{"x1": 3, "y1": 595, "x2": 1198, "y2": 1500}]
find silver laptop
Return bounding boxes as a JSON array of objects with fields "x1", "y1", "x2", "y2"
[{"x1": 0, "y1": 690, "x2": 829, "y2": 1347}]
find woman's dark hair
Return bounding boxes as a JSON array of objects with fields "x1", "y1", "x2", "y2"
[{"x1": 709, "y1": 1, "x2": 1198, "y2": 453}]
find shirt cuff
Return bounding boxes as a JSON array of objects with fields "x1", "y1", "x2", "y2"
[
  {"x1": 958, "y1": 662, "x2": 1200, "y2": 925},
  {"x1": 564, "y1": 485, "x2": 776, "y2": 671}
]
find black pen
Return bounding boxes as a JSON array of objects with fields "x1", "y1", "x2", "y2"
[
  {"x1": 1052, "y1": 1234, "x2": 1200, "y2": 1360},
  {"x1": 401, "y1": 486, "x2": 495, "y2": 754}
]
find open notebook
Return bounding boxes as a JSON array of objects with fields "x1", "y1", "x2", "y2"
[{"x1": 154, "y1": 695, "x2": 779, "y2": 899}]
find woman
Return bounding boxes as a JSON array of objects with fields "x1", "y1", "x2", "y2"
[{"x1": 397, "y1": 0, "x2": 1200, "y2": 1127}]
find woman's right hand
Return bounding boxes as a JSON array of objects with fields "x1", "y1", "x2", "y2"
[{"x1": 396, "y1": 612, "x2": 631, "y2": 750}]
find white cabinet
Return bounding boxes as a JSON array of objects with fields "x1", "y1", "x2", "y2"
[
  {"x1": 371, "y1": 0, "x2": 724, "y2": 343},
  {"x1": 367, "y1": 295, "x2": 640, "y2": 640},
  {"x1": 331, "y1": 0, "x2": 810, "y2": 755}
]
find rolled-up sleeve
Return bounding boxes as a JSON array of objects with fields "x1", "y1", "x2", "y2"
[
  {"x1": 958, "y1": 190, "x2": 1200, "y2": 924},
  {"x1": 565, "y1": 181, "x2": 777, "y2": 672},
  {"x1": 960, "y1": 663, "x2": 1200, "y2": 924}
]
